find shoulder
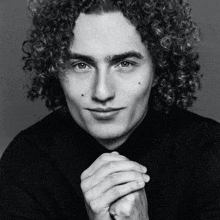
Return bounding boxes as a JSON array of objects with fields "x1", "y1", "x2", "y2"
[
  {"x1": 164, "y1": 108, "x2": 220, "y2": 142},
  {"x1": 9, "y1": 108, "x2": 77, "y2": 148},
  {"x1": 167, "y1": 109, "x2": 220, "y2": 184},
  {"x1": 151, "y1": 108, "x2": 220, "y2": 172},
  {"x1": 166, "y1": 108, "x2": 220, "y2": 154},
  {"x1": 153, "y1": 109, "x2": 220, "y2": 194},
  {"x1": 0, "y1": 108, "x2": 78, "y2": 171},
  {"x1": 0, "y1": 109, "x2": 81, "y2": 218},
  {"x1": 20, "y1": 108, "x2": 74, "y2": 137},
  {"x1": 148, "y1": 108, "x2": 220, "y2": 150}
]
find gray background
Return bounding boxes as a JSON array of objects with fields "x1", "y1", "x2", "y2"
[{"x1": 0, "y1": 0, "x2": 220, "y2": 157}]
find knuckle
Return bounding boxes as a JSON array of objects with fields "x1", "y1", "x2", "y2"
[
  {"x1": 131, "y1": 181, "x2": 140, "y2": 190},
  {"x1": 84, "y1": 190, "x2": 92, "y2": 202},
  {"x1": 108, "y1": 174, "x2": 115, "y2": 184},
  {"x1": 130, "y1": 171, "x2": 138, "y2": 179},
  {"x1": 132, "y1": 161, "x2": 140, "y2": 168},
  {"x1": 127, "y1": 193, "x2": 136, "y2": 202},
  {"x1": 124, "y1": 205, "x2": 132, "y2": 216},
  {"x1": 109, "y1": 205, "x2": 116, "y2": 216},
  {"x1": 135, "y1": 171, "x2": 143, "y2": 180},
  {"x1": 120, "y1": 154, "x2": 129, "y2": 160},
  {"x1": 100, "y1": 153, "x2": 109, "y2": 162},
  {"x1": 132, "y1": 161, "x2": 143, "y2": 171},
  {"x1": 80, "y1": 181, "x2": 87, "y2": 192},
  {"x1": 108, "y1": 173, "x2": 118, "y2": 184},
  {"x1": 125, "y1": 181, "x2": 137, "y2": 193},
  {"x1": 102, "y1": 161, "x2": 114, "y2": 171},
  {"x1": 108, "y1": 161, "x2": 116, "y2": 170},
  {"x1": 112, "y1": 187, "x2": 121, "y2": 198},
  {"x1": 89, "y1": 200, "x2": 99, "y2": 213},
  {"x1": 80, "y1": 171, "x2": 86, "y2": 181}
]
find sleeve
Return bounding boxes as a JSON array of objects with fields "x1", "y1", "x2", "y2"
[{"x1": 193, "y1": 129, "x2": 220, "y2": 220}]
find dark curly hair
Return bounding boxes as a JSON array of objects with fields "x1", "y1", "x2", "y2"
[{"x1": 23, "y1": 0, "x2": 201, "y2": 112}]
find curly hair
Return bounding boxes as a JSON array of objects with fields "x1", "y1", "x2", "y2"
[{"x1": 23, "y1": 0, "x2": 201, "y2": 112}]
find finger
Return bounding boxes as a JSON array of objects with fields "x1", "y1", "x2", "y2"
[
  {"x1": 95, "y1": 160, "x2": 147, "y2": 180},
  {"x1": 81, "y1": 153, "x2": 129, "y2": 180},
  {"x1": 84, "y1": 171, "x2": 150, "y2": 201},
  {"x1": 111, "y1": 151, "x2": 119, "y2": 155},
  {"x1": 90, "y1": 180, "x2": 145, "y2": 212},
  {"x1": 81, "y1": 161, "x2": 147, "y2": 192},
  {"x1": 109, "y1": 192, "x2": 139, "y2": 217}
]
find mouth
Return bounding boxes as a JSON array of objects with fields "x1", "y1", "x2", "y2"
[
  {"x1": 85, "y1": 107, "x2": 125, "y2": 120},
  {"x1": 86, "y1": 107, "x2": 125, "y2": 113}
]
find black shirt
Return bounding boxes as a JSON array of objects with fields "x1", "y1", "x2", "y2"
[{"x1": 0, "y1": 107, "x2": 220, "y2": 219}]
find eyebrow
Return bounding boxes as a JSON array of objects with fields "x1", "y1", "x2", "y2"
[
  {"x1": 69, "y1": 53, "x2": 96, "y2": 66},
  {"x1": 107, "y1": 51, "x2": 144, "y2": 64},
  {"x1": 69, "y1": 51, "x2": 144, "y2": 66}
]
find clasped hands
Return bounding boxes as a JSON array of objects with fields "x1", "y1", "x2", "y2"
[{"x1": 80, "y1": 152, "x2": 150, "y2": 220}]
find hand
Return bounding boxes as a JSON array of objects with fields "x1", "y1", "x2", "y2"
[
  {"x1": 109, "y1": 188, "x2": 149, "y2": 220},
  {"x1": 80, "y1": 152, "x2": 149, "y2": 220}
]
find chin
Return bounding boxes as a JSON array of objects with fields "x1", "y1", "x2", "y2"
[
  {"x1": 87, "y1": 125, "x2": 130, "y2": 143},
  {"x1": 90, "y1": 130, "x2": 122, "y2": 140}
]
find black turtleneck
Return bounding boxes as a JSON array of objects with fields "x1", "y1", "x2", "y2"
[{"x1": 0, "y1": 107, "x2": 220, "y2": 219}]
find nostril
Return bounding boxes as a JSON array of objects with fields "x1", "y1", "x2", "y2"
[
  {"x1": 92, "y1": 94, "x2": 115, "y2": 103},
  {"x1": 92, "y1": 77, "x2": 115, "y2": 102}
]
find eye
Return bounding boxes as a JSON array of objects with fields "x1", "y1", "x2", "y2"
[
  {"x1": 69, "y1": 61, "x2": 93, "y2": 73},
  {"x1": 120, "y1": 61, "x2": 133, "y2": 68},
  {"x1": 115, "y1": 60, "x2": 137, "y2": 72},
  {"x1": 73, "y1": 62, "x2": 90, "y2": 69}
]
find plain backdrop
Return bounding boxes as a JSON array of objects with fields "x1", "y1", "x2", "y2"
[{"x1": 0, "y1": 0, "x2": 220, "y2": 157}]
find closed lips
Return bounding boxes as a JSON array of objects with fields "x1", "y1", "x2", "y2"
[{"x1": 86, "y1": 108, "x2": 124, "y2": 112}]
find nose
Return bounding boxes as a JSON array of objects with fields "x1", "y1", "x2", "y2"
[{"x1": 92, "y1": 68, "x2": 115, "y2": 103}]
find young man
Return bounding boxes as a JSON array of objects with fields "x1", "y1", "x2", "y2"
[{"x1": 0, "y1": 0, "x2": 220, "y2": 219}]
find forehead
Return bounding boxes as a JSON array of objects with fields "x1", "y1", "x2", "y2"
[{"x1": 70, "y1": 12, "x2": 147, "y2": 58}]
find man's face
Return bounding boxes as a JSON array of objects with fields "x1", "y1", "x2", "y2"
[{"x1": 60, "y1": 12, "x2": 155, "y2": 148}]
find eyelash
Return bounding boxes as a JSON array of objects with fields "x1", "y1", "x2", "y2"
[
  {"x1": 72, "y1": 62, "x2": 91, "y2": 69},
  {"x1": 117, "y1": 61, "x2": 137, "y2": 68},
  {"x1": 70, "y1": 60, "x2": 137, "y2": 71}
]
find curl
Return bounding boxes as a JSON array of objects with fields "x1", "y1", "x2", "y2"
[{"x1": 23, "y1": 0, "x2": 201, "y2": 112}]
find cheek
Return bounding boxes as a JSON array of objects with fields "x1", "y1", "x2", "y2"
[
  {"x1": 60, "y1": 77, "x2": 88, "y2": 99},
  {"x1": 126, "y1": 79, "x2": 153, "y2": 109},
  {"x1": 61, "y1": 86, "x2": 85, "y2": 108},
  {"x1": 121, "y1": 80, "x2": 145, "y2": 97},
  {"x1": 128, "y1": 79, "x2": 152, "y2": 97}
]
